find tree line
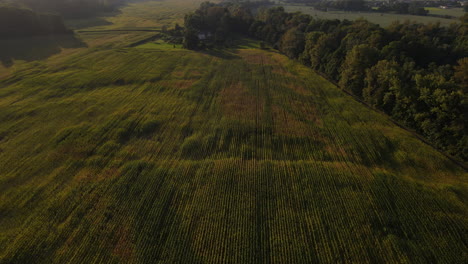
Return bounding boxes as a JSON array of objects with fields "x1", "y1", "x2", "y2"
[
  {"x1": 184, "y1": 2, "x2": 467, "y2": 162},
  {"x1": 0, "y1": 3, "x2": 71, "y2": 38}
]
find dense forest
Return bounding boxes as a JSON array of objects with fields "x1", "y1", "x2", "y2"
[
  {"x1": 0, "y1": 3, "x2": 71, "y2": 38},
  {"x1": 184, "y1": 2, "x2": 467, "y2": 162},
  {"x1": 3, "y1": 0, "x2": 127, "y2": 18}
]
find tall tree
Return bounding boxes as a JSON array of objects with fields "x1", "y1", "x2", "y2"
[
  {"x1": 364, "y1": 60, "x2": 401, "y2": 112},
  {"x1": 453, "y1": 57, "x2": 468, "y2": 89},
  {"x1": 339, "y1": 44, "x2": 379, "y2": 96},
  {"x1": 279, "y1": 27, "x2": 305, "y2": 59}
]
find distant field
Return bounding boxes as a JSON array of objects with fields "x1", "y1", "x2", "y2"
[
  {"x1": 66, "y1": 0, "x2": 203, "y2": 30},
  {"x1": 281, "y1": 5, "x2": 463, "y2": 27},
  {"x1": 425, "y1": 7, "x2": 465, "y2": 17},
  {"x1": 0, "y1": 1, "x2": 467, "y2": 263}
]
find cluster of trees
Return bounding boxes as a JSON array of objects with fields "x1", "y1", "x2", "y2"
[
  {"x1": 3, "y1": 0, "x2": 127, "y2": 19},
  {"x1": 184, "y1": 1, "x2": 255, "y2": 49},
  {"x1": 161, "y1": 23, "x2": 184, "y2": 45},
  {"x1": 185, "y1": 2, "x2": 468, "y2": 161},
  {"x1": 0, "y1": 3, "x2": 71, "y2": 38}
]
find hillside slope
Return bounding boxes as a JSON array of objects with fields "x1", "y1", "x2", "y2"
[{"x1": 0, "y1": 1, "x2": 467, "y2": 263}]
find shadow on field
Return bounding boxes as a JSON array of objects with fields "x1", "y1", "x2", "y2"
[
  {"x1": 64, "y1": 10, "x2": 121, "y2": 30},
  {"x1": 200, "y1": 49, "x2": 240, "y2": 60},
  {"x1": 0, "y1": 34, "x2": 87, "y2": 67},
  {"x1": 65, "y1": 17, "x2": 114, "y2": 30}
]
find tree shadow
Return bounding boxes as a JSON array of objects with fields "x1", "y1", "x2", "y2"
[
  {"x1": 227, "y1": 37, "x2": 260, "y2": 49},
  {"x1": 199, "y1": 48, "x2": 241, "y2": 60},
  {"x1": 65, "y1": 17, "x2": 114, "y2": 30},
  {"x1": 64, "y1": 10, "x2": 121, "y2": 30},
  {"x1": 0, "y1": 34, "x2": 87, "y2": 67}
]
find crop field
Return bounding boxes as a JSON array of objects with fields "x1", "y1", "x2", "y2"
[
  {"x1": 0, "y1": 1, "x2": 467, "y2": 263},
  {"x1": 136, "y1": 39, "x2": 183, "y2": 50},
  {"x1": 280, "y1": 5, "x2": 463, "y2": 27},
  {"x1": 424, "y1": 7, "x2": 465, "y2": 18}
]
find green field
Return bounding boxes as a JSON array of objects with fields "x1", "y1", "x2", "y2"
[
  {"x1": 425, "y1": 7, "x2": 465, "y2": 18},
  {"x1": 0, "y1": 1, "x2": 467, "y2": 263},
  {"x1": 281, "y1": 5, "x2": 464, "y2": 27},
  {"x1": 136, "y1": 39, "x2": 183, "y2": 50}
]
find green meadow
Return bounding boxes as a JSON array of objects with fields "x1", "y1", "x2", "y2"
[
  {"x1": 136, "y1": 40, "x2": 183, "y2": 50},
  {"x1": 0, "y1": 1, "x2": 466, "y2": 263},
  {"x1": 424, "y1": 7, "x2": 465, "y2": 18}
]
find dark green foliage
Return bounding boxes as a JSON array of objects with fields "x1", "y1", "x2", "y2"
[
  {"x1": 363, "y1": 60, "x2": 400, "y2": 112},
  {"x1": 408, "y1": 3, "x2": 429, "y2": 16},
  {"x1": 453, "y1": 57, "x2": 468, "y2": 88},
  {"x1": 339, "y1": 44, "x2": 379, "y2": 96},
  {"x1": 0, "y1": 34, "x2": 86, "y2": 67},
  {"x1": 184, "y1": 1, "x2": 255, "y2": 48},
  {"x1": 279, "y1": 27, "x2": 305, "y2": 58},
  {"x1": 0, "y1": 5, "x2": 71, "y2": 38}
]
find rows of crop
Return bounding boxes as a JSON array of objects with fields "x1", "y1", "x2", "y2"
[
  {"x1": 0, "y1": 43, "x2": 466, "y2": 263},
  {"x1": 280, "y1": 55, "x2": 468, "y2": 262}
]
